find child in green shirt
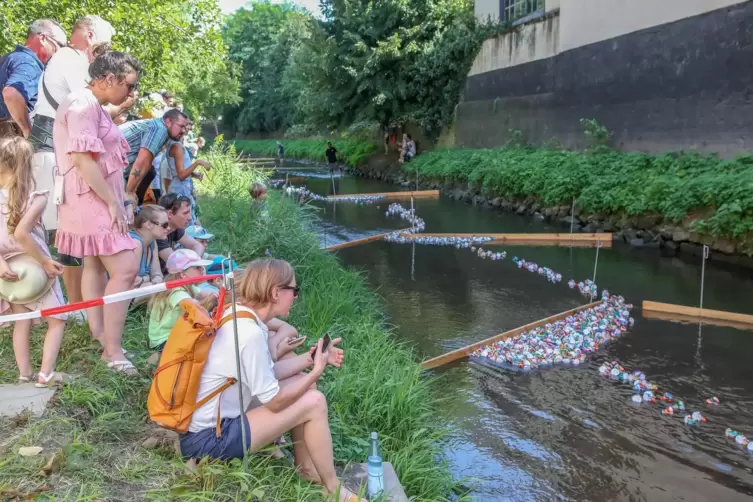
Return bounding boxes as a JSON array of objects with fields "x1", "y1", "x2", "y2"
[{"x1": 147, "y1": 249, "x2": 213, "y2": 351}]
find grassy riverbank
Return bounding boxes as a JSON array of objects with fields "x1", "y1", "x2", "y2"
[
  {"x1": 233, "y1": 139, "x2": 377, "y2": 168},
  {"x1": 403, "y1": 147, "x2": 753, "y2": 248},
  {"x1": 0, "y1": 143, "x2": 462, "y2": 500}
]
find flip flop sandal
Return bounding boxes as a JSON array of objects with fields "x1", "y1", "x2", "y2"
[
  {"x1": 35, "y1": 372, "x2": 74, "y2": 388},
  {"x1": 18, "y1": 374, "x2": 35, "y2": 384},
  {"x1": 107, "y1": 360, "x2": 138, "y2": 376}
]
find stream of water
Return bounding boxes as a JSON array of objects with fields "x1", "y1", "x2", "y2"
[{"x1": 274, "y1": 163, "x2": 753, "y2": 501}]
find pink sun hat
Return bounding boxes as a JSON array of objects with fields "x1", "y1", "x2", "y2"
[{"x1": 166, "y1": 249, "x2": 212, "y2": 274}]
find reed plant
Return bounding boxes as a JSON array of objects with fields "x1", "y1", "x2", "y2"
[{"x1": 0, "y1": 141, "x2": 465, "y2": 501}]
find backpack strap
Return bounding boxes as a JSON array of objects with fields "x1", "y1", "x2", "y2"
[{"x1": 218, "y1": 310, "x2": 258, "y2": 328}]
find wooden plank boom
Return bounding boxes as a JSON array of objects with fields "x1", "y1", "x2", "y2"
[
  {"x1": 642, "y1": 301, "x2": 753, "y2": 330},
  {"x1": 324, "y1": 228, "x2": 413, "y2": 251},
  {"x1": 420, "y1": 301, "x2": 603, "y2": 370},
  {"x1": 326, "y1": 190, "x2": 440, "y2": 200},
  {"x1": 398, "y1": 233, "x2": 612, "y2": 248}
]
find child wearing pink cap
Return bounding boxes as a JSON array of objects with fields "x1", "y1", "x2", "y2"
[{"x1": 147, "y1": 249, "x2": 212, "y2": 352}]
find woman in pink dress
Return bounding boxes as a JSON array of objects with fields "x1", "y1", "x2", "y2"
[{"x1": 53, "y1": 52, "x2": 141, "y2": 375}]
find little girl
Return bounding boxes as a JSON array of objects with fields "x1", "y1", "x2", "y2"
[
  {"x1": 0, "y1": 137, "x2": 68, "y2": 386},
  {"x1": 147, "y1": 249, "x2": 213, "y2": 352}
]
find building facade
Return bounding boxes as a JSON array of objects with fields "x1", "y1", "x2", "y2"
[{"x1": 460, "y1": 0, "x2": 753, "y2": 155}]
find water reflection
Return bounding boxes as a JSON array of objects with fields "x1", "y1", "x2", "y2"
[{"x1": 279, "y1": 167, "x2": 753, "y2": 500}]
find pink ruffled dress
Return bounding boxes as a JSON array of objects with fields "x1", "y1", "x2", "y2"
[
  {"x1": 0, "y1": 190, "x2": 67, "y2": 321},
  {"x1": 53, "y1": 88, "x2": 136, "y2": 258}
]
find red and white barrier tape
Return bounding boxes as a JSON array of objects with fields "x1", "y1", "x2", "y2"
[{"x1": 0, "y1": 273, "x2": 223, "y2": 322}]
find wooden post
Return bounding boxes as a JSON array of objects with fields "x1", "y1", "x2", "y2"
[{"x1": 421, "y1": 301, "x2": 603, "y2": 370}]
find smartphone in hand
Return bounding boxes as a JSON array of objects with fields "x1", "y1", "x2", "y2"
[{"x1": 311, "y1": 333, "x2": 331, "y2": 359}]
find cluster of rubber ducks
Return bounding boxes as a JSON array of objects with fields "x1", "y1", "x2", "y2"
[
  {"x1": 283, "y1": 185, "x2": 384, "y2": 204},
  {"x1": 385, "y1": 203, "x2": 426, "y2": 231},
  {"x1": 598, "y1": 361, "x2": 720, "y2": 426},
  {"x1": 470, "y1": 294, "x2": 634, "y2": 370},
  {"x1": 512, "y1": 257, "x2": 563, "y2": 283}
]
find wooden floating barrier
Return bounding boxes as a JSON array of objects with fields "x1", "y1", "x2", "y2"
[
  {"x1": 325, "y1": 190, "x2": 440, "y2": 201},
  {"x1": 398, "y1": 233, "x2": 612, "y2": 248},
  {"x1": 642, "y1": 301, "x2": 753, "y2": 330},
  {"x1": 271, "y1": 176, "x2": 306, "y2": 184},
  {"x1": 421, "y1": 301, "x2": 603, "y2": 370},
  {"x1": 324, "y1": 228, "x2": 414, "y2": 251}
]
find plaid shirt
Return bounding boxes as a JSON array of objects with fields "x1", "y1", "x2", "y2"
[{"x1": 119, "y1": 118, "x2": 169, "y2": 167}]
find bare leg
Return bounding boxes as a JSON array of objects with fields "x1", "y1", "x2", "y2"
[
  {"x1": 280, "y1": 375, "x2": 321, "y2": 483},
  {"x1": 99, "y1": 250, "x2": 139, "y2": 362},
  {"x1": 81, "y1": 256, "x2": 107, "y2": 345},
  {"x1": 62, "y1": 266, "x2": 83, "y2": 304},
  {"x1": 10, "y1": 303, "x2": 33, "y2": 378},
  {"x1": 246, "y1": 389, "x2": 341, "y2": 495},
  {"x1": 38, "y1": 317, "x2": 66, "y2": 378}
]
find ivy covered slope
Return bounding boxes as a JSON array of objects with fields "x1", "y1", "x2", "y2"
[
  {"x1": 404, "y1": 147, "x2": 753, "y2": 253},
  {"x1": 234, "y1": 139, "x2": 377, "y2": 167}
]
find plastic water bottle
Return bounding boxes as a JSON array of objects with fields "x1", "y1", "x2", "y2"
[{"x1": 367, "y1": 432, "x2": 384, "y2": 497}]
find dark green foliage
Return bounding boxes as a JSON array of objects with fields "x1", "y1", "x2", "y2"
[
  {"x1": 404, "y1": 147, "x2": 753, "y2": 248},
  {"x1": 233, "y1": 138, "x2": 377, "y2": 167},
  {"x1": 222, "y1": 0, "x2": 495, "y2": 139}
]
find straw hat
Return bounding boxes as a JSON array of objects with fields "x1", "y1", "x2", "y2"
[{"x1": 0, "y1": 254, "x2": 54, "y2": 305}]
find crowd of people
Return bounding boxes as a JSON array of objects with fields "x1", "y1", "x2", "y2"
[{"x1": 0, "y1": 17, "x2": 362, "y2": 501}]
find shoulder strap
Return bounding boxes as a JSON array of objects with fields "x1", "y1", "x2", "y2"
[
  {"x1": 218, "y1": 310, "x2": 258, "y2": 329},
  {"x1": 42, "y1": 75, "x2": 60, "y2": 112}
]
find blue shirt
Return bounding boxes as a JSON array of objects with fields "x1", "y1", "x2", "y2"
[
  {"x1": 165, "y1": 140, "x2": 194, "y2": 197},
  {"x1": 0, "y1": 45, "x2": 44, "y2": 120},
  {"x1": 119, "y1": 118, "x2": 169, "y2": 167}
]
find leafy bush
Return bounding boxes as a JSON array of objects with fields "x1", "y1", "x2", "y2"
[
  {"x1": 404, "y1": 147, "x2": 753, "y2": 243},
  {"x1": 233, "y1": 139, "x2": 377, "y2": 167}
]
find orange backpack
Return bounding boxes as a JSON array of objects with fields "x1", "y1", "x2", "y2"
[{"x1": 147, "y1": 293, "x2": 257, "y2": 436}]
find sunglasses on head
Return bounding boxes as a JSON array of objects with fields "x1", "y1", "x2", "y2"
[
  {"x1": 150, "y1": 220, "x2": 170, "y2": 229},
  {"x1": 281, "y1": 286, "x2": 300, "y2": 298}
]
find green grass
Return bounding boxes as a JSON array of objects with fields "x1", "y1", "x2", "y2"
[
  {"x1": 233, "y1": 139, "x2": 377, "y2": 168},
  {"x1": 403, "y1": 146, "x2": 753, "y2": 251},
  {"x1": 0, "y1": 139, "x2": 465, "y2": 501}
]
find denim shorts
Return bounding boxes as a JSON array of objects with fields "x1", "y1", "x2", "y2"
[{"x1": 179, "y1": 416, "x2": 251, "y2": 461}]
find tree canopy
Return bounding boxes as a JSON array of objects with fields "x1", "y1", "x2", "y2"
[
  {"x1": 222, "y1": 0, "x2": 494, "y2": 140},
  {"x1": 1, "y1": 0, "x2": 239, "y2": 119}
]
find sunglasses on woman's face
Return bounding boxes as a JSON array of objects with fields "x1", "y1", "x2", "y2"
[
  {"x1": 281, "y1": 286, "x2": 300, "y2": 298},
  {"x1": 151, "y1": 220, "x2": 170, "y2": 229}
]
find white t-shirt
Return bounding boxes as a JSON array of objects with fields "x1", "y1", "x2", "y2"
[
  {"x1": 34, "y1": 47, "x2": 89, "y2": 119},
  {"x1": 188, "y1": 305, "x2": 280, "y2": 432}
]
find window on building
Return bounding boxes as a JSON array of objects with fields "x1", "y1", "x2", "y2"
[{"x1": 501, "y1": 0, "x2": 545, "y2": 23}]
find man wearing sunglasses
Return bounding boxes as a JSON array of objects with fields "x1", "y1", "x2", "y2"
[
  {"x1": 0, "y1": 19, "x2": 66, "y2": 138},
  {"x1": 155, "y1": 193, "x2": 206, "y2": 275},
  {"x1": 121, "y1": 107, "x2": 189, "y2": 204}
]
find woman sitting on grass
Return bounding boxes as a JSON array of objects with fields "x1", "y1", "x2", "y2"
[
  {"x1": 129, "y1": 205, "x2": 168, "y2": 296},
  {"x1": 181, "y1": 258, "x2": 365, "y2": 502},
  {"x1": 147, "y1": 249, "x2": 212, "y2": 353}
]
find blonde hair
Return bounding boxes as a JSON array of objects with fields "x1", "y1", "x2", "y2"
[
  {"x1": 236, "y1": 258, "x2": 295, "y2": 307},
  {"x1": 0, "y1": 137, "x2": 35, "y2": 235},
  {"x1": 249, "y1": 182, "x2": 267, "y2": 200},
  {"x1": 148, "y1": 272, "x2": 197, "y2": 320}
]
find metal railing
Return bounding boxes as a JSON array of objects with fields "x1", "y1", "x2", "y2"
[{"x1": 501, "y1": 0, "x2": 545, "y2": 23}]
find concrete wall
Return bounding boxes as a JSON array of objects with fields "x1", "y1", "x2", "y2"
[
  {"x1": 469, "y1": 14, "x2": 559, "y2": 76},
  {"x1": 459, "y1": 0, "x2": 753, "y2": 156},
  {"x1": 560, "y1": 0, "x2": 746, "y2": 51}
]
